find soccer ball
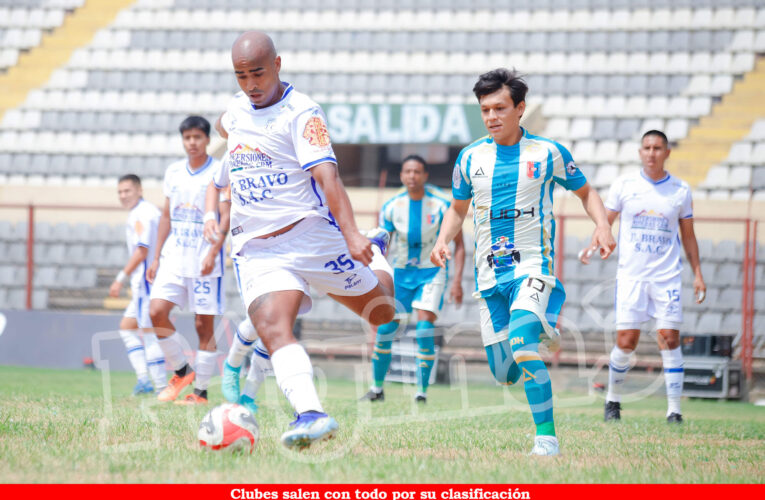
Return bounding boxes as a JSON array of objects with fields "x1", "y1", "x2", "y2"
[{"x1": 198, "y1": 403, "x2": 259, "y2": 453}]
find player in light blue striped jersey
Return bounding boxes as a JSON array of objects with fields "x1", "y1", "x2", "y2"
[
  {"x1": 431, "y1": 69, "x2": 616, "y2": 456},
  {"x1": 361, "y1": 155, "x2": 465, "y2": 404}
]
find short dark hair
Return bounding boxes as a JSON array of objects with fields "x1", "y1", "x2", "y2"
[
  {"x1": 473, "y1": 68, "x2": 528, "y2": 106},
  {"x1": 641, "y1": 130, "x2": 669, "y2": 148},
  {"x1": 402, "y1": 154, "x2": 428, "y2": 172},
  {"x1": 118, "y1": 174, "x2": 141, "y2": 187},
  {"x1": 179, "y1": 115, "x2": 211, "y2": 137}
]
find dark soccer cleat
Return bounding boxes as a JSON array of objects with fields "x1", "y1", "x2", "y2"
[
  {"x1": 604, "y1": 401, "x2": 621, "y2": 421},
  {"x1": 414, "y1": 394, "x2": 427, "y2": 404},
  {"x1": 667, "y1": 413, "x2": 683, "y2": 424},
  {"x1": 359, "y1": 388, "x2": 385, "y2": 402}
]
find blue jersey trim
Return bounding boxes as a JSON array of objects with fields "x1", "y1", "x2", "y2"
[
  {"x1": 301, "y1": 156, "x2": 337, "y2": 171},
  {"x1": 186, "y1": 155, "x2": 213, "y2": 176},
  {"x1": 640, "y1": 169, "x2": 671, "y2": 185},
  {"x1": 216, "y1": 276, "x2": 222, "y2": 312},
  {"x1": 136, "y1": 242, "x2": 150, "y2": 249},
  {"x1": 664, "y1": 367, "x2": 684, "y2": 373},
  {"x1": 539, "y1": 149, "x2": 554, "y2": 276},
  {"x1": 213, "y1": 180, "x2": 227, "y2": 189},
  {"x1": 407, "y1": 199, "x2": 422, "y2": 265}
]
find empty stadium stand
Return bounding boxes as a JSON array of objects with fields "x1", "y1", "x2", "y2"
[{"x1": 0, "y1": 0, "x2": 762, "y2": 196}]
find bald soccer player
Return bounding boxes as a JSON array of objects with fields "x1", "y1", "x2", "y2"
[{"x1": 204, "y1": 31, "x2": 396, "y2": 450}]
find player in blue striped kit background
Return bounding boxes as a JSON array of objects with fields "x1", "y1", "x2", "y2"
[
  {"x1": 431, "y1": 69, "x2": 616, "y2": 456},
  {"x1": 361, "y1": 155, "x2": 465, "y2": 403}
]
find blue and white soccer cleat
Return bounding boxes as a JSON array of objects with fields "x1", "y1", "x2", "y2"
[
  {"x1": 529, "y1": 435, "x2": 560, "y2": 456},
  {"x1": 239, "y1": 394, "x2": 259, "y2": 415},
  {"x1": 280, "y1": 411, "x2": 339, "y2": 450},
  {"x1": 221, "y1": 362, "x2": 241, "y2": 403},
  {"x1": 132, "y1": 378, "x2": 154, "y2": 396},
  {"x1": 365, "y1": 227, "x2": 390, "y2": 256}
]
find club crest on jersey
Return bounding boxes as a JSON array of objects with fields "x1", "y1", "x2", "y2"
[
  {"x1": 452, "y1": 165, "x2": 462, "y2": 188},
  {"x1": 303, "y1": 116, "x2": 331, "y2": 147},
  {"x1": 526, "y1": 161, "x2": 541, "y2": 179},
  {"x1": 229, "y1": 144, "x2": 273, "y2": 171},
  {"x1": 427, "y1": 214, "x2": 437, "y2": 224},
  {"x1": 566, "y1": 161, "x2": 578, "y2": 176}
]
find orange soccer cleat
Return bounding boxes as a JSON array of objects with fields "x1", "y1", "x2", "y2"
[
  {"x1": 174, "y1": 393, "x2": 208, "y2": 405},
  {"x1": 157, "y1": 372, "x2": 195, "y2": 402}
]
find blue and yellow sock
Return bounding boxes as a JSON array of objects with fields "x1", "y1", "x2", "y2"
[
  {"x1": 509, "y1": 310, "x2": 555, "y2": 437},
  {"x1": 485, "y1": 339, "x2": 522, "y2": 385},
  {"x1": 415, "y1": 321, "x2": 436, "y2": 393},
  {"x1": 371, "y1": 321, "x2": 399, "y2": 388}
]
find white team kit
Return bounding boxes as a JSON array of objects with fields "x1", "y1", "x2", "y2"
[
  {"x1": 151, "y1": 156, "x2": 225, "y2": 315},
  {"x1": 215, "y1": 83, "x2": 378, "y2": 313},
  {"x1": 123, "y1": 199, "x2": 161, "y2": 328},
  {"x1": 605, "y1": 170, "x2": 694, "y2": 330}
]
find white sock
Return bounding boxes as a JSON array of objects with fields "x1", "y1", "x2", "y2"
[
  {"x1": 661, "y1": 347, "x2": 684, "y2": 416},
  {"x1": 369, "y1": 244, "x2": 393, "y2": 281},
  {"x1": 607, "y1": 346, "x2": 633, "y2": 403},
  {"x1": 242, "y1": 341, "x2": 271, "y2": 399},
  {"x1": 227, "y1": 319, "x2": 257, "y2": 369},
  {"x1": 157, "y1": 332, "x2": 187, "y2": 372},
  {"x1": 143, "y1": 332, "x2": 166, "y2": 389},
  {"x1": 271, "y1": 343, "x2": 323, "y2": 414},
  {"x1": 369, "y1": 385, "x2": 383, "y2": 394},
  {"x1": 119, "y1": 330, "x2": 148, "y2": 381},
  {"x1": 195, "y1": 350, "x2": 218, "y2": 391}
]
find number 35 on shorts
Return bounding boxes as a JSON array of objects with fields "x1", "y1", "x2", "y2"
[{"x1": 324, "y1": 253, "x2": 356, "y2": 274}]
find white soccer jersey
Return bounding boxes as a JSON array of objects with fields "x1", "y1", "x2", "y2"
[
  {"x1": 452, "y1": 129, "x2": 587, "y2": 297},
  {"x1": 125, "y1": 199, "x2": 160, "y2": 292},
  {"x1": 605, "y1": 170, "x2": 693, "y2": 282},
  {"x1": 379, "y1": 184, "x2": 451, "y2": 269},
  {"x1": 214, "y1": 83, "x2": 337, "y2": 255},
  {"x1": 161, "y1": 156, "x2": 224, "y2": 278}
]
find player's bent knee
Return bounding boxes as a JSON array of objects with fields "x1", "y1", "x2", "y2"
[{"x1": 367, "y1": 305, "x2": 396, "y2": 327}]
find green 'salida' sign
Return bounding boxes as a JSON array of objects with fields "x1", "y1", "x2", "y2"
[{"x1": 321, "y1": 103, "x2": 483, "y2": 145}]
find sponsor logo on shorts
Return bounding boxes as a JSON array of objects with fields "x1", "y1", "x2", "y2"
[
  {"x1": 231, "y1": 226, "x2": 243, "y2": 236},
  {"x1": 344, "y1": 273, "x2": 362, "y2": 290}
]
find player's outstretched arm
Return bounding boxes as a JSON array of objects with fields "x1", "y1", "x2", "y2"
[
  {"x1": 201, "y1": 198, "x2": 230, "y2": 276},
  {"x1": 109, "y1": 246, "x2": 148, "y2": 298},
  {"x1": 572, "y1": 183, "x2": 616, "y2": 260},
  {"x1": 579, "y1": 209, "x2": 619, "y2": 264},
  {"x1": 203, "y1": 181, "x2": 223, "y2": 243},
  {"x1": 147, "y1": 198, "x2": 171, "y2": 284},
  {"x1": 214, "y1": 113, "x2": 228, "y2": 140},
  {"x1": 311, "y1": 162, "x2": 374, "y2": 266},
  {"x1": 431, "y1": 199, "x2": 470, "y2": 268},
  {"x1": 679, "y1": 217, "x2": 707, "y2": 303},
  {"x1": 449, "y1": 229, "x2": 466, "y2": 305}
]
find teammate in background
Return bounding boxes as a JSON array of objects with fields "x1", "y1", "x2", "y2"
[
  {"x1": 210, "y1": 183, "x2": 272, "y2": 416},
  {"x1": 204, "y1": 31, "x2": 395, "y2": 449},
  {"x1": 146, "y1": 116, "x2": 230, "y2": 405},
  {"x1": 579, "y1": 130, "x2": 706, "y2": 424},
  {"x1": 360, "y1": 155, "x2": 465, "y2": 403},
  {"x1": 431, "y1": 69, "x2": 615, "y2": 456},
  {"x1": 110, "y1": 174, "x2": 166, "y2": 395}
]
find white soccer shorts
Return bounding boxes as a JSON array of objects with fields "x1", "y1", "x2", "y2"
[
  {"x1": 615, "y1": 276, "x2": 683, "y2": 331},
  {"x1": 150, "y1": 266, "x2": 225, "y2": 316},
  {"x1": 124, "y1": 282, "x2": 152, "y2": 328},
  {"x1": 233, "y1": 216, "x2": 378, "y2": 314}
]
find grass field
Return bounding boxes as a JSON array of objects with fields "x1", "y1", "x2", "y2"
[{"x1": 0, "y1": 364, "x2": 763, "y2": 483}]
